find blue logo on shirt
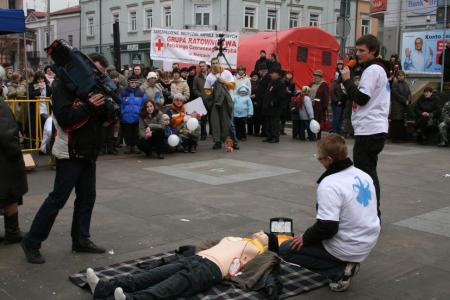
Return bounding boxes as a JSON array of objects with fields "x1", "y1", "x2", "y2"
[
  {"x1": 352, "y1": 176, "x2": 372, "y2": 207},
  {"x1": 385, "y1": 82, "x2": 391, "y2": 92}
]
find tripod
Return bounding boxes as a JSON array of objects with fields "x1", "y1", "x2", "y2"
[
  {"x1": 215, "y1": 34, "x2": 233, "y2": 70},
  {"x1": 217, "y1": 50, "x2": 232, "y2": 70}
]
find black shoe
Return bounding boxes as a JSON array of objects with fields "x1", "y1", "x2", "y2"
[
  {"x1": 21, "y1": 239, "x2": 46, "y2": 264},
  {"x1": 268, "y1": 139, "x2": 279, "y2": 143},
  {"x1": 190, "y1": 145, "x2": 197, "y2": 153},
  {"x1": 212, "y1": 142, "x2": 222, "y2": 149},
  {"x1": 262, "y1": 138, "x2": 271, "y2": 142},
  {"x1": 233, "y1": 144, "x2": 240, "y2": 150},
  {"x1": 72, "y1": 240, "x2": 106, "y2": 254},
  {"x1": 200, "y1": 136, "x2": 207, "y2": 141},
  {"x1": 4, "y1": 213, "x2": 22, "y2": 244},
  {"x1": 280, "y1": 131, "x2": 287, "y2": 135},
  {"x1": 438, "y1": 142, "x2": 448, "y2": 147}
]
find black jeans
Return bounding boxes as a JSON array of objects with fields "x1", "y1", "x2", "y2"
[
  {"x1": 353, "y1": 133, "x2": 386, "y2": 216},
  {"x1": 138, "y1": 128, "x2": 165, "y2": 155},
  {"x1": 279, "y1": 241, "x2": 346, "y2": 281},
  {"x1": 121, "y1": 123, "x2": 139, "y2": 147},
  {"x1": 24, "y1": 159, "x2": 97, "y2": 250},
  {"x1": 94, "y1": 256, "x2": 222, "y2": 300},
  {"x1": 200, "y1": 115, "x2": 208, "y2": 138},
  {"x1": 299, "y1": 120, "x2": 315, "y2": 141},
  {"x1": 266, "y1": 115, "x2": 280, "y2": 141},
  {"x1": 101, "y1": 123, "x2": 115, "y2": 152},
  {"x1": 234, "y1": 117, "x2": 247, "y2": 140}
]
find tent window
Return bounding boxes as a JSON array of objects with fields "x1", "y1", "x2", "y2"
[
  {"x1": 297, "y1": 47, "x2": 308, "y2": 62},
  {"x1": 322, "y1": 51, "x2": 332, "y2": 66}
]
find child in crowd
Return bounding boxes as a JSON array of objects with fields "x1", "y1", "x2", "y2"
[
  {"x1": 165, "y1": 93, "x2": 200, "y2": 153},
  {"x1": 120, "y1": 76, "x2": 148, "y2": 154},
  {"x1": 138, "y1": 100, "x2": 166, "y2": 159},
  {"x1": 232, "y1": 85, "x2": 254, "y2": 141},
  {"x1": 297, "y1": 86, "x2": 315, "y2": 141}
]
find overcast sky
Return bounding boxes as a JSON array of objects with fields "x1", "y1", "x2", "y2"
[{"x1": 24, "y1": 0, "x2": 79, "y2": 13}]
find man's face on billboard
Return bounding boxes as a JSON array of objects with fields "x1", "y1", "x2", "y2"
[{"x1": 415, "y1": 38, "x2": 423, "y2": 51}]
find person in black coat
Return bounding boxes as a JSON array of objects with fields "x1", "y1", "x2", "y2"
[
  {"x1": 439, "y1": 43, "x2": 450, "y2": 82},
  {"x1": 390, "y1": 71, "x2": 411, "y2": 142},
  {"x1": 0, "y1": 97, "x2": 28, "y2": 244},
  {"x1": 28, "y1": 71, "x2": 52, "y2": 144},
  {"x1": 262, "y1": 68, "x2": 287, "y2": 143},
  {"x1": 255, "y1": 64, "x2": 270, "y2": 136},
  {"x1": 281, "y1": 71, "x2": 295, "y2": 135},
  {"x1": 253, "y1": 50, "x2": 268, "y2": 73},
  {"x1": 247, "y1": 71, "x2": 259, "y2": 135},
  {"x1": 267, "y1": 53, "x2": 282, "y2": 73},
  {"x1": 415, "y1": 86, "x2": 440, "y2": 144}
]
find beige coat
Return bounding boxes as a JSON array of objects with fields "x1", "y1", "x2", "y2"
[
  {"x1": 170, "y1": 78, "x2": 190, "y2": 101},
  {"x1": 143, "y1": 82, "x2": 165, "y2": 105}
]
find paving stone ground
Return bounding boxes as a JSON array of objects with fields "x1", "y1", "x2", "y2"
[{"x1": 1, "y1": 133, "x2": 450, "y2": 300}]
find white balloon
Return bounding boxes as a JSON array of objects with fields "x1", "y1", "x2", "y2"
[
  {"x1": 168, "y1": 134, "x2": 180, "y2": 147},
  {"x1": 309, "y1": 119, "x2": 321, "y2": 134},
  {"x1": 186, "y1": 117, "x2": 199, "y2": 131}
]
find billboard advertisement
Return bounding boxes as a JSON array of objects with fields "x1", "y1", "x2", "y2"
[
  {"x1": 406, "y1": 0, "x2": 437, "y2": 16},
  {"x1": 401, "y1": 30, "x2": 449, "y2": 73},
  {"x1": 370, "y1": 0, "x2": 388, "y2": 14}
]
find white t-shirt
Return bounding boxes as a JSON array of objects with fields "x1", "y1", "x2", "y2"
[
  {"x1": 317, "y1": 165, "x2": 380, "y2": 262},
  {"x1": 352, "y1": 64, "x2": 390, "y2": 135},
  {"x1": 204, "y1": 70, "x2": 235, "y2": 89}
]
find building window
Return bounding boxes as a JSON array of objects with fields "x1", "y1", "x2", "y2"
[
  {"x1": 335, "y1": 13, "x2": 340, "y2": 35},
  {"x1": 309, "y1": 12, "x2": 320, "y2": 27},
  {"x1": 322, "y1": 51, "x2": 332, "y2": 66},
  {"x1": 8, "y1": 0, "x2": 15, "y2": 9},
  {"x1": 112, "y1": 11, "x2": 119, "y2": 33},
  {"x1": 68, "y1": 35, "x2": 73, "y2": 46},
  {"x1": 289, "y1": 11, "x2": 299, "y2": 28},
  {"x1": 145, "y1": 9, "x2": 153, "y2": 30},
  {"x1": 267, "y1": 9, "x2": 278, "y2": 30},
  {"x1": 87, "y1": 16, "x2": 94, "y2": 37},
  {"x1": 297, "y1": 47, "x2": 308, "y2": 62},
  {"x1": 163, "y1": 6, "x2": 172, "y2": 27},
  {"x1": 194, "y1": 4, "x2": 210, "y2": 26},
  {"x1": 361, "y1": 15, "x2": 370, "y2": 36},
  {"x1": 129, "y1": 11, "x2": 137, "y2": 32},
  {"x1": 244, "y1": 7, "x2": 256, "y2": 29}
]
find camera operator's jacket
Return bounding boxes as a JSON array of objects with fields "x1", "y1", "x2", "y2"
[{"x1": 51, "y1": 79, "x2": 112, "y2": 161}]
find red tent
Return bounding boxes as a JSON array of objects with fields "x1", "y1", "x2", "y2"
[{"x1": 237, "y1": 27, "x2": 340, "y2": 88}]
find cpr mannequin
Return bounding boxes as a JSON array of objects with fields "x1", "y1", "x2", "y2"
[{"x1": 86, "y1": 231, "x2": 269, "y2": 300}]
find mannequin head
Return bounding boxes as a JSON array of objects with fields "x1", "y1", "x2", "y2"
[{"x1": 251, "y1": 231, "x2": 269, "y2": 251}]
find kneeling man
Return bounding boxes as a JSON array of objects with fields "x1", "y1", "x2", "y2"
[{"x1": 280, "y1": 134, "x2": 380, "y2": 292}]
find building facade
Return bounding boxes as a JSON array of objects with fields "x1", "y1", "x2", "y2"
[
  {"x1": 80, "y1": 0, "x2": 357, "y2": 68},
  {"x1": 25, "y1": 5, "x2": 81, "y2": 68}
]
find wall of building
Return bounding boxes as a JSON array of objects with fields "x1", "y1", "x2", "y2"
[{"x1": 80, "y1": 0, "x2": 357, "y2": 67}]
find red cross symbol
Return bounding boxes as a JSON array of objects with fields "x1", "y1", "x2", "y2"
[{"x1": 156, "y1": 39, "x2": 164, "y2": 51}]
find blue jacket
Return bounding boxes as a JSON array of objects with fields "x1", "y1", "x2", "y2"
[
  {"x1": 120, "y1": 87, "x2": 148, "y2": 124},
  {"x1": 232, "y1": 85, "x2": 254, "y2": 118}
]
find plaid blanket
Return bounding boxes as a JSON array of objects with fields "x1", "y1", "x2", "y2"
[{"x1": 69, "y1": 252, "x2": 328, "y2": 299}]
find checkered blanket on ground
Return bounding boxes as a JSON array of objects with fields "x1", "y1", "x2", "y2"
[{"x1": 69, "y1": 252, "x2": 328, "y2": 299}]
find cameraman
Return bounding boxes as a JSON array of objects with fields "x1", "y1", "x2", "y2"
[
  {"x1": 22, "y1": 53, "x2": 114, "y2": 264},
  {"x1": 340, "y1": 34, "x2": 390, "y2": 217}
]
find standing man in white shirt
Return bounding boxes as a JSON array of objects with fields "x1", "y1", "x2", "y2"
[
  {"x1": 280, "y1": 134, "x2": 380, "y2": 292},
  {"x1": 403, "y1": 37, "x2": 433, "y2": 72},
  {"x1": 204, "y1": 57, "x2": 236, "y2": 149},
  {"x1": 340, "y1": 34, "x2": 390, "y2": 217}
]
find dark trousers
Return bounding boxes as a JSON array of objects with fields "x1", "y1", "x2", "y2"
[
  {"x1": 252, "y1": 112, "x2": 263, "y2": 135},
  {"x1": 200, "y1": 115, "x2": 208, "y2": 138},
  {"x1": 279, "y1": 241, "x2": 346, "y2": 281},
  {"x1": 299, "y1": 120, "x2": 315, "y2": 141},
  {"x1": 331, "y1": 105, "x2": 344, "y2": 134},
  {"x1": 266, "y1": 115, "x2": 280, "y2": 141},
  {"x1": 390, "y1": 120, "x2": 406, "y2": 142},
  {"x1": 121, "y1": 123, "x2": 139, "y2": 147},
  {"x1": 138, "y1": 128, "x2": 165, "y2": 155},
  {"x1": 247, "y1": 116, "x2": 254, "y2": 135},
  {"x1": 234, "y1": 117, "x2": 247, "y2": 140},
  {"x1": 94, "y1": 256, "x2": 222, "y2": 300},
  {"x1": 24, "y1": 159, "x2": 96, "y2": 250},
  {"x1": 101, "y1": 123, "x2": 115, "y2": 151},
  {"x1": 353, "y1": 133, "x2": 386, "y2": 217}
]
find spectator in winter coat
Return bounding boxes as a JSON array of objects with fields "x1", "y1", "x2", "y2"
[
  {"x1": 390, "y1": 71, "x2": 411, "y2": 142},
  {"x1": 159, "y1": 71, "x2": 172, "y2": 105},
  {"x1": 262, "y1": 68, "x2": 286, "y2": 143},
  {"x1": 120, "y1": 76, "x2": 148, "y2": 154},
  {"x1": 187, "y1": 66, "x2": 197, "y2": 101},
  {"x1": 282, "y1": 71, "x2": 295, "y2": 135},
  {"x1": 253, "y1": 50, "x2": 268, "y2": 72},
  {"x1": 310, "y1": 69, "x2": 330, "y2": 139},
  {"x1": 247, "y1": 71, "x2": 260, "y2": 135},
  {"x1": 171, "y1": 69, "x2": 190, "y2": 102},
  {"x1": 438, "y1": 101, "x2": 450, "y2": 147},
  {"x1": 131, "y1": 65, "x2": 145, "y2": 84},
  {"x1": 192, "y1": 61, "x2": 209, "y2": 140},
  {"x1": 232, "y1": 85, "x2": 254, "y2": 140},
  {"x1": 414, "y1": 87, "x2": 440, "y2": 144},
  {"x1": 298, "y1": 86, "x2": 315, "y2": 141},
  {"x1": 255, "y1": 65, "x2": 270, "y2": 136},
  {"x1": 267, "y1": 53, "x2": 282, "y2": 73},
  {"x1": 138, "y1": 100, "x2": 166, "y2": 159},
  {"x1": 143, "y1": 72, "x2": 164, "y2": 106},
  {"x1": 234, "y1": 65, "x2": 251, "y2": 94},
  {"x1": 330, "y1": 62, "x2": 347, "y2": 134}
]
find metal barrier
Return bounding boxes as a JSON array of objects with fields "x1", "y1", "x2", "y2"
[{"x1": 5, "y1": 98, "x2": 52, "y2": 153}]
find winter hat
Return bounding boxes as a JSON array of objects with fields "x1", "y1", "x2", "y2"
[
  {"x1": 127, "y1": 75, "x2": 140, "y2": 83},
  {"x1": 313, "y1": 69, "x2": 323, "y2": 77},
  {"x1": 147, "y1": 72, "x2": 158, "y2": 79},
  {"x1": 302, "y1": 86, "x2": 311, "y2": 94}
]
